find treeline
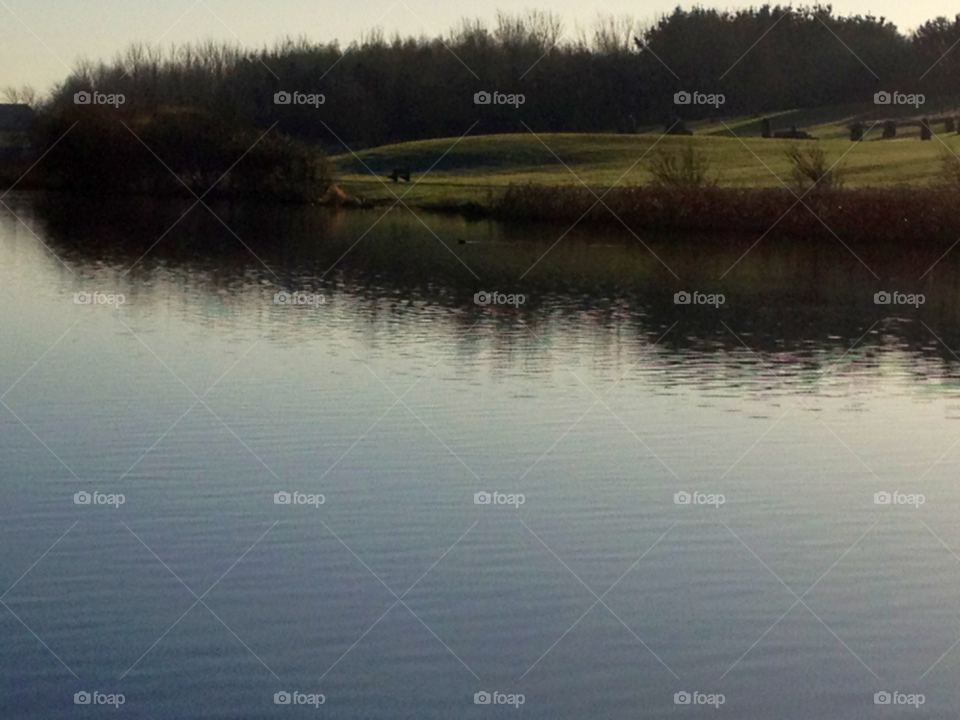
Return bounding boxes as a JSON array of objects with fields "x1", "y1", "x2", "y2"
[
  {"x1": 33, "y1": 6, "x2": 960, "y2": 150},
  {"x1": 32, "y1": 108, "x2": 330, "y2": 201}
]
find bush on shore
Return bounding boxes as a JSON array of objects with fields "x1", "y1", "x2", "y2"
[
  {"x1": 784, "y1": 143, "x2": 844, "y2": 193},
  {"x1": 646, "y1": 144, "x2": 717, "y2": 188}
]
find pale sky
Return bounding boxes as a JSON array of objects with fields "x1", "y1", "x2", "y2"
[{"x1": 0, "y1": 0, "x2": 951, "y2": 93}]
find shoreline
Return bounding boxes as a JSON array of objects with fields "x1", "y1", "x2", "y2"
[
  {"x1": 5, "y1": 180, "x2": 956, "y2": 245},
  {"x1": 325, "y1": 183, "x2": 960, "y2": 244}
]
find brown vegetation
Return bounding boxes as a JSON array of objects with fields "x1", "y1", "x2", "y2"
[{"x1": 495, "y1": 184, "x2": 960, "y2": 243}]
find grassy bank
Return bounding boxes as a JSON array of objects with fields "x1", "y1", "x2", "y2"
[
  {"x1": 328, "y1": 125, "x2": 960, "y2": 240},
  {"x1": 333, "y1": 125, "x2": 960, "y2": 206}
]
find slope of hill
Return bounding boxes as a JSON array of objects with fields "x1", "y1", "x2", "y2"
[{"x1": 331, "y1": 111, "x2": 960, "y2": 206}]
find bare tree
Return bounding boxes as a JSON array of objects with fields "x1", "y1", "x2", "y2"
[
  {"x1": 593, "y1": 14, "x2": 638, "y2": 54},
  {"x1": 494, "y1": 10, "x2": 564, "y2": 52},
  {"x1": 2, "y1": 85, "x2": 39, "y2": 107}
]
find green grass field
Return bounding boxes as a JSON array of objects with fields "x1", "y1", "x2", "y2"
[{"x1": 332, "y1": 110, "x2": 960, "y2": 206}]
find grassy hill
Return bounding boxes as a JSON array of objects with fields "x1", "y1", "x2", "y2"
[{"x1": 331, "y1": 108, "x2": 960, "y2": 206}]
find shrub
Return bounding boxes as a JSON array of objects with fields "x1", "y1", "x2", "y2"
[
  {"x1": 646, "y1": 143, "x2": 715, "y2": 188},
  {"x1": 784, "y1": 143, "x2": 843, "y2": 193}
]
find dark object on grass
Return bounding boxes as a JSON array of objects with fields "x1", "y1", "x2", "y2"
[
  {"x1": 761, "y1": 118, "x2": 771, "y2": 138},
  {"x1": 388, "y1": 167, "x2": 411, "y2": 182},
  {"x1": 849, "y1": 123, "x2": 865, "y2": 141},
  {"x1": 945, "y1": 118, "x2": 955, "y2": 133},
  {"x1": 665, "y1": 116, "x2": 693, "y2": 135},
  {"x1": 882, "y1": 120, "x2": 897, "y2": 139},
  {"x1": 773, "y1": 124, "x2": 814, "y2": 139},
  {"x1": 920, "y1": 119, "x2": 932, "y2": 141}
]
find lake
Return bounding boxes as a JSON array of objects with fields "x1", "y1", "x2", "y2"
[{"x1": 1, "y1": 192, "x2": 959, "y2": 717}]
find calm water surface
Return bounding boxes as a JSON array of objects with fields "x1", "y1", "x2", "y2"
[{"x1": 2, "y1": 193, "x2": 960, "y2": 718}]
